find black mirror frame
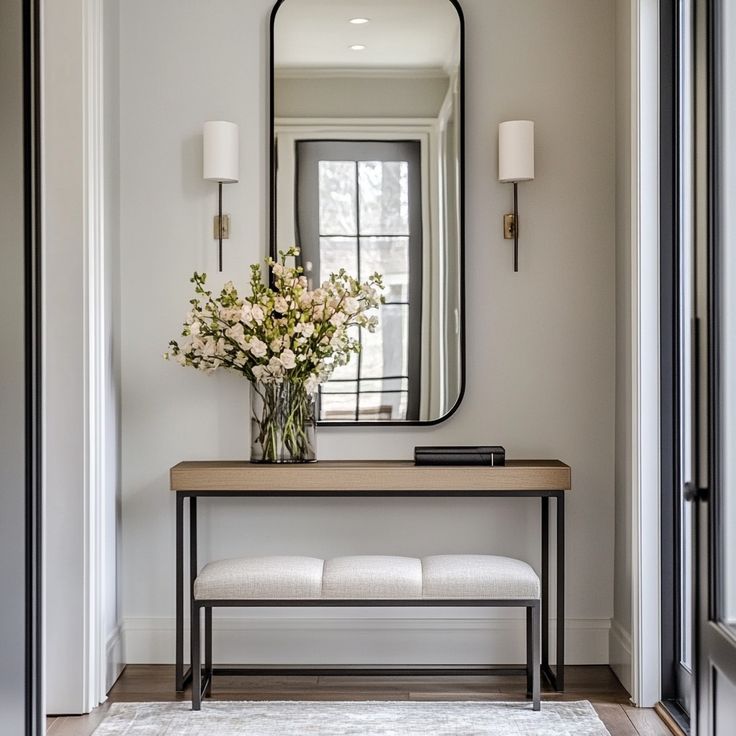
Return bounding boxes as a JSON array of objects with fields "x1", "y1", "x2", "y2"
[{"x1": 268, "y1": 0, "x2": 466, "y2": 427}]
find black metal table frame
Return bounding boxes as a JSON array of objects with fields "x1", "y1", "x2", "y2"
[
  {"x1": 174, "y1": 489, "x2": 565, "y2": 692},
  {"x1": 190, "y1": 598, "x2": 542, "y2": 711}
]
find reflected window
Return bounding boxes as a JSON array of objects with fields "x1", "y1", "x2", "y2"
[{"x1": 295, "y1": 140, "x2": 422, "y2": 421}]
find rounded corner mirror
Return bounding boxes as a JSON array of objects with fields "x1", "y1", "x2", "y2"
[{"x1": 270, "y1": 0, "x2": 464, "y2": 425}]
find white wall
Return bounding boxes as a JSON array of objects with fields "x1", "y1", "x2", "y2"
[
  {"x1": 275, "y1": 75, "x2": 449, "y2": 118},
  {"x1": 43, "y1": 0, "x2": 90, "y2": 713},
  {"x1": 611, "y1": 0, "x2": 634, "y2": 694},
  {"x1": 119, "y1": 0, "x2": 617, "y2": 665},
  {"x1": 103, "y1": 0, "x2": 124, "y2": 691},
  {"x1": 0, "y1": 0, "x2": 31, "y2": 730}
]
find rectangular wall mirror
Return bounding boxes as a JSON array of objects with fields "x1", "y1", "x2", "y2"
[{"x1": 270, "y1": 0, "x2": 465, "y2": 425}]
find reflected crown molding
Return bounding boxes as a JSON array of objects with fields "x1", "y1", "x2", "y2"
[{"x1": 274, "y1": 65, "x2": 450, "y2": 81}]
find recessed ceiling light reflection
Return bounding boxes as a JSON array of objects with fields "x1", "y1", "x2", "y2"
[
  {"x1": 350, "y1": 17, "x2": 370, "y2": 24},
  {"x1": 349, "y1": 44, "x2": 366, "y2": 51}
]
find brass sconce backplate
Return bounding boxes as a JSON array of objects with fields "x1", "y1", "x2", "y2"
[
  {"x1": 213, "y1": 214, "x2": 231, "y2": 240},
  {"x1": 503, "y1": 213, "x2": 516, "y2": 240}
]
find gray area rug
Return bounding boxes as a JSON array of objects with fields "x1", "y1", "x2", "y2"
[{"x1": 92, "y1": 700, "x2": 611, "y2": 735}]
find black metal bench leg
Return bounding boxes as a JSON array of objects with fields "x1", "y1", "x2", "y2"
[
  {"x1": 204, "y1": 607, "x2": 213, "y2": 697},
  {"x1": 526, "y1": 606, "x2": 533, "y2": 697},
  {"x1": 531, "y1": 601, "x2": 541, "y2": 711},
  {"x1": 192, "y1": 602, "x2": 202, "y2": 711}
]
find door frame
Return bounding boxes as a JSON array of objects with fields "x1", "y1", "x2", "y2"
[
  {"x1": 42, "y1": 0, "x2": 121, "y2": 713},
  {"x1": 630, "y1": 0, "x2": 663, "y2": 708},
  {"x1": 659, "y1": 0, "x2": 697, "y2": 729},
  {"x1": 274, "y1": 118, "x2": 446, "y2": 423},
  {"x1": 693, "y1": 0, "x2": 736, "y2": 732}
]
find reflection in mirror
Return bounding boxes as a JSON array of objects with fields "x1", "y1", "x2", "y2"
[{"x1": 272, "y1": 0, "x2": 464, "y2": 424}]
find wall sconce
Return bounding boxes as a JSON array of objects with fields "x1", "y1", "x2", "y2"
[
  {"x1": 498, "y1": 120, "x2": 535, "y2": 272},
  {"x1": 203, "y1": 121, "x2": 239, "y2": 272}
]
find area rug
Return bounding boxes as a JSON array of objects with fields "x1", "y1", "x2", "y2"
[{"x1": 91, "y1": 700, "x2": 611, "y2": 735}]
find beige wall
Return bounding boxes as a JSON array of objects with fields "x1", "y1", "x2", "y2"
[
  {"x1": 275, "y1": 75, "x2": 449, "y2": 118},
  {"x1": 0, "y1": 0, "x2": 30, "y2": 730},
  {"x1": 612, "y1": 0, "x2": 633, "y2": 695},
  {"x1": 118, "y1": 0, "x2": 617, "y2": 665}
]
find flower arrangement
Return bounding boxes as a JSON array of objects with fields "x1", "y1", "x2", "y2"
[{"x1": 165, "y1": 247, "x2": 383, "y2": 462}]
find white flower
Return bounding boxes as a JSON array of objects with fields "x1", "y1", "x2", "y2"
[
  {"x1": 219, "y1": 307, "x2": 241, "y2": 321},
  {"x1": 299, "y1": 292, "x2": 313, "y2": 308},
  {"x1": 280, "y1": 349, "x2": 296, "y2": 370},
  {"x1": 274, "y1": 296, "x2": 288, "y2": 313},
  {"x1": 329, "y1": 312, "x2": 348, "y2": 327},
  {"x1": 241, "y1": 303, "x2": 253, "y2": 323},
  {"x1": 270, "y1": 337, "x2": 282, "y2": 353},
  {"x1": 343, "y1": 297, "x2": 360, "y2": 315},
  {"x1": 301, "y1": 322, "x2": 315, "y2": 338},
  {"x1": 250, "y1": 338, "x2": 267, "y2": 358},
  {"x1": 201, "y1": 337, "x2": 217, "y2": 357},
  {"x1": 226, "y1": 323, "x2": 244, "y2": 341},
  {"x1": 305, "y1": 374, "x2": 320, "y2": 395},
  {"x1": 267, "y1": 356, "x2": 284, "y2": 377},
  {"x1": 252, "y1": 364, "x2": 267, "y2": 381},
  {"x1": 251, "y1": 304, "x2": 265, "y2": 324},
  {"x1": 272, "y1": 263, "x2": 284, "y2": 276}
]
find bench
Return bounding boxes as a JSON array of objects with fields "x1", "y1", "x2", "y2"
[{"x1": 190, "y1": 554, "x2": 541, "y2": 710}]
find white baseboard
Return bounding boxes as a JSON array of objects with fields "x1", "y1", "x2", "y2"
[
  {"x1": 123, "y1": 614, "x2": 611, "y2": 666},
  {"x1": 608, "y1": 618, "x2": 632, "y2": 695},
  {"x1": 106, "y1": 624, "x2": 125, "y2": 693}
]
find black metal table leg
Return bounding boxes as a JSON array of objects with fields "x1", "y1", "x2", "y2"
[
  {"x1": 526, "y1": 606, "x2": 533, "y2": 696},
  {"x1": 189, "y1": 497, "x2": 198, "y2": 689},
  {"x1": 205, "y1": 607, "x2": 213, "y2": 697},
  {"x1": 531, "y1": 601, "x2": 541, "y2": 710},
  {"x1": 189, "y1": 496, "x2": 198, "y2": 597},
  {"x1": 175, "y1": 493, "x2": 185, "y2": 691},
  {"x1": 541, "y1": 493, "x2": 565, "y2": 691},
  {"x1": 555, "y1": 492, "x2": 565, "y2": 690},
  {"x1": 540, "y1": 497, "x2": 549, "y2": 680},
  {"x1": 176, "y1": 494, "x2": 196, "y2": 692},
  {"x1": 192, "y1": 601, "x2": 202, "y2": 711}
]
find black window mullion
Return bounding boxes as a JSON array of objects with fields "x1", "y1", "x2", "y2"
[{"x1": 355, "y1": 160, "x2": 362, "y2": 421}]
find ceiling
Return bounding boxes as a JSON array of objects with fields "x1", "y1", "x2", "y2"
[{"x1": 274, "y1": 0, "x2": 461, "y2": 70}]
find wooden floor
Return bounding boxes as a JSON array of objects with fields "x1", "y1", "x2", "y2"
[{"x1": 46, "y1": 665, "x2": 672, "y2": 736}]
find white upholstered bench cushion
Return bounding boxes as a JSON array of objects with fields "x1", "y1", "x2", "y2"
[
  {"x1": 193, "y1": 556, "x2": 324, "y2": 600},
  {"x1": 193, "y1": 554, "x2": 539, "y2": 600},
  {"x1": 422, "y1": 555, "x2": 540, "y2": 599},
  {"x1": 322, "y1": 556, "x2": 423, "y2": 599}
]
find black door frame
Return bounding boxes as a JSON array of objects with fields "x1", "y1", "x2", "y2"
[
  {"x1": 4, "y1": 0, "x2": 43, "y2": 733},
  {"x1": 659, "y1": 0, "x2": 695, "y2": 730},
  {"x1": 23, "y1": 0, "x2": 42, "y2": 732}
]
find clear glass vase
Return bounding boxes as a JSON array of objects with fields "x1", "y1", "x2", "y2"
[{"x1": 250, "y1": 380, "x2": 316, "y2": 463}]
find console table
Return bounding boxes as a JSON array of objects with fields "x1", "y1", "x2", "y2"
[{"x1": 170, "y1": 459, "x2": 571, "y2": 692}]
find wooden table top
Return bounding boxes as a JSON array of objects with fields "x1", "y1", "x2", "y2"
[{"x1": 170, "y1": 460, "x2": 571, "y2": 493}]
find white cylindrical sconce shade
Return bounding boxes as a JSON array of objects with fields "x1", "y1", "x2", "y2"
[
  {"x1": 498, "y1": 120, "x2": 535, "y2": 183},
  {"x1": 203, "y1": 121, "x2": 239, "y2": 183}
]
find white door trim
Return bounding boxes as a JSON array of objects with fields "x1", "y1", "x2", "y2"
[
  {"x1": 42, "y1": 0, "x2": 114, "y2": 713},
  {"x1": 630, "y1": 0, "x2": 662, "y2": 708}
]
